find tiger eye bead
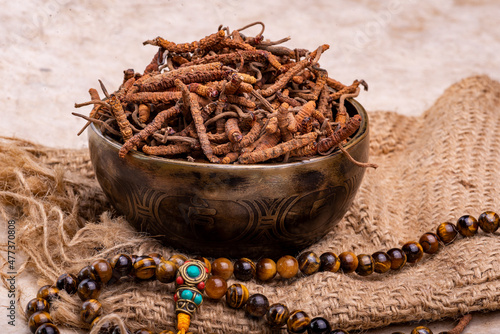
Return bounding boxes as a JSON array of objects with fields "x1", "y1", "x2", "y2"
[
  {"x1": 78, "y1": 265, "x2": 97, "y2": 282},
  {"x1": 132, "y1": 256, "x2": 156, "y2": 280},
  {"x1": 226, "y1": 283, "x2": 249, "y2": 309},
  {"x1": 387, "y1": 248, "x2": 407, "y2": 270},
  {"x1": 456, "y1": 215, "x2": 478, "y2": 237},
  {"x1": 256, "y1": 258, "x2": 277, "y2": 281},
  {"x1": 245, "y1": 293, "x2": 269, "y2": 318},
  {"x1": 371, "y1": 251, "x2": 391, "y2": 273},
  {"x1": 402, "y1": 241, "x2": 424, "y2": 263},
  {"x1": 277, "y1": 255, "x2": 299, "y2": 278},
  {"x1": 55, "y1": 273, "x2": 78, "y2": 295},
  {"x1": 339, "y1": 251, "x2": 358, "y2": 273},
  {"x1": 436, "y1": 222, "x2": 458, "y2": 244},
  {"x1": 355, "y1": 254, "x2": 374, "y2": 276},
  {"x1": 169, "y1": 254, "x2": 187, "y2": 269},
  {"x1": 91, "y1": 259, "x2": 113, "y2": 284},
  {"x1": 419, "y1": 232, "x2": 440, "y2": 254},
  {"x1": 307, "y1": 317, "x2": 331, "y2": 334},
  {"x1": 287, "y1": 310, "x2": 311, "y2": 333},
  {"x1": 195, "y1": 256, "x2": 212, "y2": 273},
  {"x1": 90, "y1": 316, "x2": 113, "y2": 332},
  {"x1": 298, "y1": 252, "x2": 321, "y2": 275},
  {"x1": 411, "y1": 326, "x2": 433, "y2": 334},
  {"x1": 81, "y1": 299, "x2": 102, "y2": 323},
  {"x1": 110, "y1": 254, "x2": 133, "y2": 278},
  {"x1": 35, "y1": 323, "x2": 60, "y2": 334},
  {"x1": 156, "y1": 260, "x2": 177, "y2": 283},
  {"x1": 28, "y1": 311, "x2": 52, "y2": 333},
  {"x1": 36, "y1": 285, "x2": 59, "y2": 302},
  {"x1": 211, "y1": 257, "x2": 234, "y2": 280},
  {"x1": 147, "y1": 252, "x2": 165, "y2": 265},
  {"x1": 205, "y1": 275, "x2": 228, "y2": 299},
  {"x1": 266, "y1": 303, "x2": 290, "y2": 327},
  {"x1": 478, "y1": 211, "x2": 500, "y2": 233},
  {"x1": 26, "y1": 298, "x2": 50, "y2": 318},
  {"x1": 319, "y1": 252, "x2": 340, "y2": 272},
  {"x1": 77, "y1": 278, "x2": 101, "y2": 301},
  {"x1": 234, "y1": 258, "x2": 256, "y2": 281}
]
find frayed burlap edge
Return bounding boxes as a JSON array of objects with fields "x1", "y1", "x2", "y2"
[{"x1": 1, "y1": 75, "x2": 500, "y2": 333}]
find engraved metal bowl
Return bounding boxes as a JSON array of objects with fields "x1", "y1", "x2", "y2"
[{"x1": 88, "y1": 99, "x2": 369, "y2": 258}]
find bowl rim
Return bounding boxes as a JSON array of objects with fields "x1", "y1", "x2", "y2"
[{"x1": 89, "y1": 98, "x2": 368, "y2": 170}]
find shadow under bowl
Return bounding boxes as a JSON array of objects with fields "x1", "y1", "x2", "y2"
[{"x1": 88, "y1": 98, "x2": 369, "y2": 258}]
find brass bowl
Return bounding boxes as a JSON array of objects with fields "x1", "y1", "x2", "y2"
[{"x1": 88, "y1": 99, "x2": 369, "y2": 258}]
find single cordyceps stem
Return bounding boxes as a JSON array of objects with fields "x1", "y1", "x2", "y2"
[{"x1": 448, "y1": 314, "x2": 472, "y2": 334}]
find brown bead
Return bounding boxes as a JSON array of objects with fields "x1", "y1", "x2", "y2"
[
  {"x1": 277, "y1": 255, "x2": 299, "y2": 278},
  {"x1": 478, "y1": 211, "x2": 499, "y2": 233},
  {"x1": 245, "y1": 293, "x2": 269, "y2": 318},
  {"x1": 36, "y1": 285, "x2": 59, "y2": 302},
  {"x1": 319, "y1": 252, "x2": 340, "y2": 272},
  {"x1": 234, "y1": 258, "x2": 256, "y2": 281},
  {"x1": 298, "y1": 252, "x2": 320, "y2": 275},
  {"x1": 456, "y1": 215, "x2": 478, "y2": 237},
  {"x1": 355, "y1": 254, "x2": 374, "y2": 276},
  {"x1": 226, "y1": 283, "x2": 249, "y2": 309},
  {"x1": 436, "y1": 222, "x2": 458, "y2": 244},
  {"x1": 81, "y1": 299, "x2": 102, "y2": 324},
  {"x1": 91, "y1": 259, "x2": 113, "y2": 284},
  {"x1": 169, "y1": 254, "x2": 187, "y2": 269},
  {"x1": 195, "y1": 256, "x2": 212, "y2": 273},
  {"x1": 205, "y1": 275, "x2": 228, "y2": 299},
  {"x1": 26, "y1": 298, "x2": 50, "y2": 318},
  {"x1": 211, "y1": 258, "x2": 234, "y2": 280},
  {"x1": 287, "y1": 310, "x2": 311, "y2": 333},
  {"x1": 147, "y1": 252, "x2": 165, "y2": 265},
  {"x1": 132, "y1": 256, "x2": 156, "y2": 280},
  {"x1": 110, "y1": 254, "x2": 133, "y2": 278},
  {"x1": 402, "y1": 241, "x2": 424, "y2": 263},
  {"x1": 387, "y1": 248, "x2": 407, "y2": 270},
  {"x1": 411, "y1": 326, "x2": 433, "y2": 334},
  {"x1": 28, "y1": 311, "x2": 52, "y2": 333},
  {"x1": 419, "y1": 232, "x2": 440, "y2": 254},
  {"x1": 339, "y1": 251, "x2": 358, "y2": 273},
  {"x1": 266, "y1": 303, "x2": 290, "y2": 327},
  {"x1": 34, "y1": 323, "x2": 60, "y2": 334},
  {"x1": 372, "y1": 252, "x2": 391, "y2": 273},
  {"x1": 256, "y1": 258, "x2": 277, "y2": 281},
  {"x1": 55, "y1": 273, "x2": 78, "y2": 295},
  {"x1": 78, "y1": 265, "x2": 97, "y2": 282},
  {"x1": 156, "y1": 260, "x2": 177, "y2": 283},
  {"x1": 77, "y1": 278, "x2": 101, "y2": 301}
]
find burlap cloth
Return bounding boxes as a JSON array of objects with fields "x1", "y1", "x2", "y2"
[{"x1": 2, "y1": 75, "x2": 500, "y2": 333}]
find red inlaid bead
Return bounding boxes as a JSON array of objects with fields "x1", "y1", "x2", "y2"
[
  {"x1": 176, "y1": 276, "x2": 184, "y2": 285},
  {"x1": 174, "y1": 294, "x2": 178, "y2": 302},
  {"x1": 197, "y1": 282, "x2": 206, "y2": 290}
]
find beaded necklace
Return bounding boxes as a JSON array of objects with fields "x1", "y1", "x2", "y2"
[{"x1": 24, "y1": 211, "x2": 498, "y2": 334}]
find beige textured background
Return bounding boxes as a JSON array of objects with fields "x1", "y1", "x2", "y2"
[{"x1": 1, "y1": 1, "x2": 500, "y2": 333}]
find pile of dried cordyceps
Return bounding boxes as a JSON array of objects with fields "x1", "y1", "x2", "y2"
[{"x1": 74, "y1": 22, "x2": 368, "y2": 164}]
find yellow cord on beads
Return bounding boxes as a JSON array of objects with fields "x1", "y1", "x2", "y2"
[{"x1": 177, "y1": 313, "x2": 191, "y2": 334}]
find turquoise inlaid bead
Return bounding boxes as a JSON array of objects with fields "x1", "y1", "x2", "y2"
[
  {"x1": 187, "y1": 265, "x2": 201, "y2": 278},
  {"x1": 194, "y1": 293, "x2": 203, "y2": 305},
  {"x1": 181, "y1": 290, "x2": 194, "y2": 300}
]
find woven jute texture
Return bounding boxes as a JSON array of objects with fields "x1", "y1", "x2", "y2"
[{"x1": 2, "y1": 75, "x2": 500, "y2": 333}]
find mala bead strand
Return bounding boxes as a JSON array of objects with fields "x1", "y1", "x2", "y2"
[{"x1": 25, "y1": 210, "x2": 496, "y2": 334}]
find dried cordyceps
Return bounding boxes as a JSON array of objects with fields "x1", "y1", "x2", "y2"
[{"x1": 75, "y1": 23, "x2": 372, "y2": 165}]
